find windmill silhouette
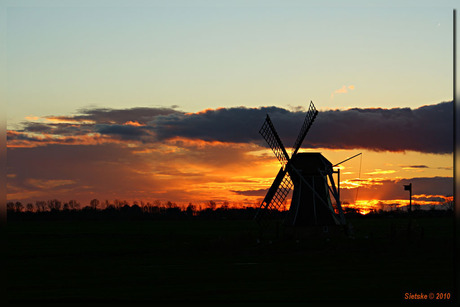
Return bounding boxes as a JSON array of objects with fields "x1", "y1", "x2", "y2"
[{"x1": 255, "y1": 101, "x2": 347, "y2": 234}]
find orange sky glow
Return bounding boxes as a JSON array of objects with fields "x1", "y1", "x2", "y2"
[{"x1": 6, "y1": 105, "x2": 453, "y2": 214}]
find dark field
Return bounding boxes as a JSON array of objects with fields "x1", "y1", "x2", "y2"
[{"x1": 7, "y1": 216, "x2": 455, "y2": 303}]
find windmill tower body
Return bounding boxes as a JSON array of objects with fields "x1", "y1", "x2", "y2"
[
  {"x1": 255, "y1": 101, "x2": 346, "y2": 233},
  {"x1": 285, "y1": 153, "x2": 338, "y2": 227}
]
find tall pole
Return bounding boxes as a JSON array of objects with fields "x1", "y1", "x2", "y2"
[
  {"x1": 337, "y1": 168, "x2": 340, "y2": 204},
  {"x1": 409, "y1": 183, "x2": 412, "y2": 213},
  {"x1": 404, "y1": 183, "x2": 412, "y2": 213}
]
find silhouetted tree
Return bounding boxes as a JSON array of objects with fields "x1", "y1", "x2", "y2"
[
  {"x1": 207, "y1": 200, "x2": 217, "y2": 211},
  {"x1": 221, "y1": 201, "x2": 229, "y2": 210},
  {"x1": 15, "y1": 201, "x2": 24, "y2": 212},
  {"x1": 26, "y1": 203, "x2": 34, "y2": 212},
  {"x1": 7, "y1": 202, "x2": 14, "y2": 212},
  {"x1": 35, "y1": 201, "x2": 46, "y2": 212},
  {"x1": 344, "y1": 207, "x2": 359, "y2": 215},
  {"x1": 140, "y1": 201, "x2": 145, "y2": 211},
  {"x1": 69, "y1": 200, "x2": 80, "y2": 210},
  {"x1": 186, "y1": 203, "x2": 196, "y2": 216},
  {"x1": 90, "y1": 199, "x2": 100, "y2": 210},
  {"x1": 114, "y1": 199, "x2": 122, "y2": 210},
  {"x1": 47, "y1": 199, "x2": 61, "y2": 211},
  {"x1": 376, "y1": 202, "x2": 385, "y2": 213},
  {"x1": 443, "y1": 200, "x2": 453, "y2": 211}
]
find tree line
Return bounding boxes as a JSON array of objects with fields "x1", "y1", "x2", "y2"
[
  {"x1": 7, "y1": 198, "x2": 452, "y2": 221},
  {"x1": 6, "y1": 199, "x2": 266, "y2": 221}
]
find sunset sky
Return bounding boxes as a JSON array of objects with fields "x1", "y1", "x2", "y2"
[{"x1": 5, "y1": 0, "x2": 456, "y2": 212}]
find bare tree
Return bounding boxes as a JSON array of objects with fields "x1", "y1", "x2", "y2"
[
  {"x1": 207, "y1": 200, "x2": 217, "y2": 211},
  {"x1": 113, "y1": 199, "x2": 121, "y2": 209},
  {"x1": 441, "y1": 199, "x2": 453, "y2": 211},
  {"x1": 7, "y1": 202, "x2": 15, "y2": 212},
  {"x1": 14, "y1": 201, "x2": 24, "y2": 212},
  {"x1": 90, "y1": 199, "x2": 100, "y2": 210},
  {"x1": 35, "y1": 200, "x2": 46, "y2": 212},
  {"x1": 221, "y1": 201, "x2": 229, "y2": 210},
  {"x1": 47, "y1": 199, "x2": 61, "y2": 211},
  {"x1": 69, "y1": 200, "x2": 80, "y2": 210},
  {"x1": 186, "y1": 203, "x2": 196, "y2": 216},
  {"x1": 26, "y1": 203, "x2": 34, "y2": 212}
]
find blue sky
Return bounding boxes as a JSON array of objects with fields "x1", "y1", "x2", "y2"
[{"x1": 4, "y1": 0, "x2": 457, "y2": 129}]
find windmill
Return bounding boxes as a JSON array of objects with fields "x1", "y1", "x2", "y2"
[{"x1": 255, "y1": 101, "x2": 346, "y2": 234}]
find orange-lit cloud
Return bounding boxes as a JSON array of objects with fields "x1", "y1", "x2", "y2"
[
  {"x1": 45, "y1": 117, "x2": 95, "y2": 124},
  {"x1": 7, "y1": 130, "x2": 124, "y2": 148},
  {"x1": 27, "y1": 179, "x2": 76, "y2": 189},
  {"x1": 331, "y1": 85, "x2": 355, "y2": 99},
  {"x1": 365, "y1": 169, "x2": 397, "y2": 175},
  {"x1": 25, "y1": 116, "x2": 40, "y2": 121},
  {"x1": 185, "y1": 107, "x2": 225, "y2": 115}
]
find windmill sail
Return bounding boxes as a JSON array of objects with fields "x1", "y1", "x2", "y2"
[
  {"x1": 255, "y1": 168, "x2": 293, "y2": 230},
  {"x1": 291, "y1": 101, "x2": 318, "y2": 156},
  {"x1": 259, "y1": 115, "x2": 290, "y2": 166}
]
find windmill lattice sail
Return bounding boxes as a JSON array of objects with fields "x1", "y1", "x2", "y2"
[
  {"x1": 254, "y1": 168, "x2": 293, "y2": 229},
  {"x1": 259, "y1": 115, "x2": 290, "y2": 166},
  {"x1": 291, "y1": 101, "x2": 318, "y2": 156}
]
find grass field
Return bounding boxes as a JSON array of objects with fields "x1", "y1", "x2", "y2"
[{"x1": 7, "y1": 216, "x2": 455, "y2": 303}]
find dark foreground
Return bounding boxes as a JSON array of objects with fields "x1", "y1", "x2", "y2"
[{"x1": 7, "y1": 216, "x2": 455, "y2": 304}]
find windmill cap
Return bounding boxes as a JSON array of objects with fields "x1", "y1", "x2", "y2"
[{"x1": 291, "y1": 153, "x2": 332, "y2": 173}]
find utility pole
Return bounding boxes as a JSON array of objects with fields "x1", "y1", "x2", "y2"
[{"x1": 404, "y1": 183, "x2": 412, "y2": 213}]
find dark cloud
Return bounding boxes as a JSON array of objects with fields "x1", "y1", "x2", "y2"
[
  {"x1": 11, "y1": 101, "x2": 453, "y2": 154},
  {"x1": 150, "y1": 107, "x2": 282, "y2": 144},
  {"x1": 399, "y1": 165, "x2": 429, "y2": 169},
  {"x1": 231, "y1": 189, "x2": 268, "y2": 197},
  {"x1": 307, "y1": 102, "x2": 453, "y2": 154},
  {"x1": 95, "y1": 124, "x2": 152, "y2": 140},
  {"x1": 21, "y1": 122, "x2": 94, "y2": 136},
  {"x1": 59, "y1": 107, "x2": 179, "y2": 124},
  {"x1": 413, "y1": 195, "x2": 447, "y2": 203},
  {"x1": 149, "y1": 101, "x2": 453, "y2": 154},
  {"x1": 22, "y1": 123, "x2": 52, "y2": 133}
]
